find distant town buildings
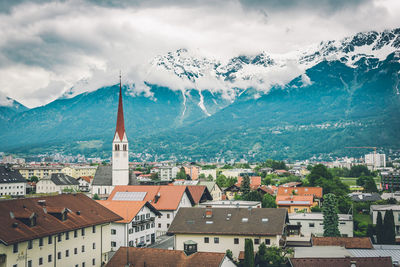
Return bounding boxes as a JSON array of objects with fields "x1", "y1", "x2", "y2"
[
  {"x1": 36, "y1": 173, "x2": 79, "y2": 194},
  {"x1": 365, "y1": 153, "x2": 386, "y2": 170},
  {"x1": 381, "y1": 171, "x2": 400, "y2": 191}
]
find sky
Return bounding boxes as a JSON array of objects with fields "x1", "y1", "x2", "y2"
[{"x1": 0, "y1": 0, "x2": 399, "y2": 108}]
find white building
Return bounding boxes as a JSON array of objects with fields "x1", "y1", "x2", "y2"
[
  {"x1": 199, "y1": 169, "x2": 217, "y2": 180},
  {"x1": 289, "y1": 213, "x2": 354, "y2": 237},
  {"x1": 108, "y1": 185, "x2": 195, "y2": 237},
  {"x1": 77, "y1": 176, "x2": 92, "y2": 192},
  {"x1": 0, "y1": 194, "x2": 122, "y2": 267},
  {"x1": 97, "y1": 200, "x2": 161, "y2": 251},
  {"x1": 150, "y1": 166, "x2": 179, "y2": 181},
  {"x1": 0, "y1": 165, "x2": 26, "y2": 197},
  {"x1": 365, "y1": 153, "x2": 386, "y2": 170},
  {"x1": 198, "y1": 181, "x2": 223, "y2": 200},
  {"x1": 36, "y1": 173, "x2": 79, "y2": 194}
]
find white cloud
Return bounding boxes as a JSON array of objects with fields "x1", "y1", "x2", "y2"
[{"x1": 0, "y1": 0, "x2": 399, "y2": 107}]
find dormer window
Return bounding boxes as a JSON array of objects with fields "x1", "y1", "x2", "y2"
[
  {"x1": 12, "y1": 210, "x2": 37, "y2": 227},
  {"x1": 47, "y1": 207, "x2": 68, "y2": 221}
]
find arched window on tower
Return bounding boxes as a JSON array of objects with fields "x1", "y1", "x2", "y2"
[
  {"x1": 123, "y1": 144, "x2": 127, "y2": 151},
  {"x1": 114, "y1": 144, "x2": 119, "y2": 151}
]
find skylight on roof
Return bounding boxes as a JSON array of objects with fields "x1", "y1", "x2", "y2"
[
  {"x1": 262, "y1": 218, "x2": 269, "y2": 222},
  {"x1": 112, "y1": 192, "x2": 147, "y2": 201},
  {"x1": 242, "y1": 218, "x2": 248, "y2": 222},
  {"x1": 206, "y1": 221, "x2": 213, "y2": 224}
]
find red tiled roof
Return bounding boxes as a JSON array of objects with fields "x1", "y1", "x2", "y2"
[
  {"x1": 312, "y1": 237, "x2": 373, "y2": 249},
  {"x1": 0, "y1": 194, "x2": 122, "y2": 245},
  {"x1": 96, "y1": 200, "x2": 160, "y2": 223},
  {"x1": 115, "y1": 80, "x2": 126, "y2": 141},
  {"x1": 275, "y1": 195, "x2": 314, "y2": 206},
  {"x1": 79, "y1": 176, "x2": 93, "y2": 183},
  {"x1": 277, "y1": 187, "x2": 323, "y2": 198},
  {"x1": 187, "y1": 185, "x2": 207, "y2": 204},
  {"x1": 109, "y1": 185, "x2": 194, "y2": 211},
  {"x1": 258, "y1": 185, "x2": 275, "y2": 195},
  {"x1": 106, "y1": 247, "x2": 227, "y2": 267},
  {"x1": 236, "y1": 176, "x2": 261, "y2": 189},
  {"x1": 290, "y1": 257, "x2": 392, "y2": 267}
]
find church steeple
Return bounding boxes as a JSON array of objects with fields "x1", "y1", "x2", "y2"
[
  {"x1": 115, "y1": 72, "x2": 126, "y2": 141},
  {"x1": 112, "y1": 72, "x2": 129, "y2": 186}
]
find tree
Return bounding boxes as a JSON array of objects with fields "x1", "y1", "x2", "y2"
[
  {"x1": 92, "y1": 193, "x2": 100, "y2": 200},
  {"x1": 349, "y1": 165, "x2": 371, "y2": 177},
  {"x1": 216, "y1": 174, "x2": 227, "y2": 188},
  {"x1": 262, "y1": 194, "x2": 277, "y2": 208},
  {"x1": 255, "y1": 242, "x2": 267, "y2": 266},
  {"x1": 242, "y1": 191, "x2": 263, "y2": 202},
  {"x1": 198, "y1": 173, "x2": 206, "y2": 180},
  {"x1": 264, "y1": 246, "x2": 293, "y2": 266},
  {"x1": 206, "y1": 174, "x2": 214, "y2": 181},
  {"x1": 225, "y1": 249, "x2": 233, "y2": 261},
  {"x1": 322, "y1": 193, "x2": 341, "y2": 237},
  {"x1": 29, "y1": 176, "x2": 39, "y2": 183},
  {"x1": 308, "y1": 164, "x2": 333, "y2": 186},
  {"x1": 176, "y1": 167, "x2": 187, "y2": 180},
  {"x1": 356, "y1": 176, "x2": 377, "y2": 193},
  {"x1": 383, "y1": 210, "x2": 396, "y2": 244},
  {"x1": 241, "y1": 175, "x2": 251, "y2": 195},
  {"x1": 150, "y1": 172, "x2": 159, "y2": 180},
  {"x1": 244, "y1": 239, "x2": 254, "y2": 267}
]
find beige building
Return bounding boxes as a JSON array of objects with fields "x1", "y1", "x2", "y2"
[
  {"x1": 36, "y1": 173, "x2": 79, "y2": 194},
  {"x1": 0, "y1": 194, "x2": 122, "y2": 267},
  {"x1": 16, "y1": 166, "x2": 63, "y2": 180},
  {"x1": 61, "y1": 166, "x2": 97, "y2": 178},
  {"x1": 168, "y1": 207, "x2": 288, "y2": 260},
  {"x1": 198, "y1": 181, "x2": 222, "y2": 200}
]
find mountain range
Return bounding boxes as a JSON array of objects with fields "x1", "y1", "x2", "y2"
[{"x1": 1, "y1": 28, "x2": 400, "y2": 161}]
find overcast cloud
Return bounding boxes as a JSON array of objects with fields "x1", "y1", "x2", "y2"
[{"x1": 0, "y1": 0, "x2": 399, "y2": 108}]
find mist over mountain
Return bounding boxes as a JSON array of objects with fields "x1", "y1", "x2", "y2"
[{"x1": 1, "y1": 28, "x2": 399, "y2": 161}]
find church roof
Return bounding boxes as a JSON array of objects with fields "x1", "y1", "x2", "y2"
[
  {"x1": 92, "y1": 166, "x2": 138, "y2": 186},
  {"x1": 115, "y1": 78, "x2": 126, "y2": 141}
]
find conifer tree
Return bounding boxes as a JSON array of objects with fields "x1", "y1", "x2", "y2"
[
  {"x1": 322, "y1": 193, "x2": 341, "y2": 237},
  {"x1": 383, "y1": 209, "x2": 396, "y2": 244},
  {"x1": 244, "y1": 238, "x2": 255, "y2": 267},
  {"x1": 241, "y1": 175, "x2": 251, "y2": 195},
  {"x1": 376, "y1": 211, "x2": 384, "y2": 244}
]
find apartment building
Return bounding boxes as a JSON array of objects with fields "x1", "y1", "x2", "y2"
[
  {"x1": 0, "y1": 194, "x2": 122, "y2": 267},
  {"x1": 61, "y1": 166, "x2": 97, "y2": 179},
  {"x1": 15, "y1": 166, "x2": 63, "y2": 180},
  {"x1": 0, "y1": 165, "x2": 26, "y2": 197}
]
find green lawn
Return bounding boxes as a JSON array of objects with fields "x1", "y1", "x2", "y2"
[
  {"x1": 339, "y1": 177, "x2": 381, "y2": 187},
  {"x1": 353, "y1": 213, "x2": 372, "y2": 225}
]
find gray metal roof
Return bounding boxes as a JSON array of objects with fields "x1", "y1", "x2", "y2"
[
  {"x1": 0, "y1": 165, "x2": 27, "y2": 184},
  {"x1": 92, "y1": 166, "x2": 112, "y2": 186},
  {"x1": 370, "y1": 204, "x2": 400, "y2": 211},
  {"x1": 47, "y1": 173, "x2": 79, "y2": 186},
  {"x1": 289, "y1": 212, "x2": 352, "y2": 221},
  {"x1": 349, "y1": 245, "x2": 400, "y2": 263}
]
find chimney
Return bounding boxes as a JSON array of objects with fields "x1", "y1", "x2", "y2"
[
  {"x1": 154, "y1": 192, "x2": 161, "y2": 203},
  {"x1": 205, "y1": 208, "x2": 212, "y2": 218},
  {"x1": 37, "y1": 200, "x2": 46, "y2": 206}
]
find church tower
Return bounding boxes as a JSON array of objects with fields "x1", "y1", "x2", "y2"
[{"x1": 112, "y1": 74, "x2": 129, "y2": 185}]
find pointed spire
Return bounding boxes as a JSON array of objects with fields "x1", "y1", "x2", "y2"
[{"x1": 115, "y1": 72, "x2": 126, "y2": 140}]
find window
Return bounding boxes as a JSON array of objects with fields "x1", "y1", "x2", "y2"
[
  {"x1": 81, "y1": 228, "x2": 85, "y2": 236},
  {"x1": 254, "y1": 239, "x2": 260, "y2": 245},
  {"x1": 151, "y1": 223, "x2": 155, "y2": 228},
  {"x1": 39, "y1": 257, "x2": 43, "y2": 265},
  {"x1": 66, "y1": 250, "x2": 69, "y2": 257},
  {"x1": 57, "y1": 252, "x2": 61, "y2": 259},
  {"x1": 111, "y1": 229, "x2": 116, "y2": 235},
  {"x1": 92, "y1": 243, "x2": 96, "y2": 249},
  {"x1": 58, "y1": 233, "x2": 62, "y2": 242},
  {"x1": 111, "y1": 242, "x2": 116, "y2": 247},
  {"x1": 74, "y1": 230, "x2": 78, "y2": 238},
  {"x1": 214, "y1": 237, "x2": 219, "y2": 244},
  {"x1": 123, "y1": 144, "x2": 127, "y2": 151},
  {"x1": 309, "y1": 223, "x2": 315, "y2": 228},
  {"x1": 146, "y1": 213, "x2": 150, "y2": 219},
  {"x1": 82, "y1": 245, "x2": 85, "y2": 252},
  {"x1": 141, "y1": 225, "x2": 145, "y2": 231},
  {"x1": 13, "y1": 243, "x2": 18, "y2": 253},
  {"x1": 82, "y1": 263, "x2": 85, "y2": 267},
  {"x1": 28, "y1": 240, "x2": 33, "y2": 249},
  {"x1": 28, "y1": 261, "x2": 32, "y2": 267},
  {"x1": 48, "y1": 255, "x2": 52, "y2": 263},
  {"x1": 234, "y1": 238, "x2": 239, "y2": 244},
  {"x1": 92, "y1": 258, "x2": 96, "y2": 266},
  {"x1": 39, "y1": 238, "x2": 43, "y2": 247},
  {"x1": 13, "y1": 265, "x2": 17, "y2": 267},
  {"x1": 340, "y1": 222, "x2": 346, "y2": 225},
  {"x1": 146, "y1": 223, "x2": 150, "y2": 229},
  {"x1": 48, "y1": 235, "x2": 52, "y2": 244},
  {"x1": 74, "y1": 248, "x2": 78, "y2": 254},
  {"x1": 158, "y1": 223, "x2": 161, "y2": 228},
  {"x1": 129, "y1": 228, "x2": 133, "y2": 234},
  {"x1": 167, "y1": 214, "x2": 170, "y2": 219},
  {"x1": 167, "y1": 223, "x2": 170, "y2": 228},
  {"x1": 265, "y1": 239, "x2": 271, "y2": 245},
  {"x1": 92, "y1": 225, "x2": 96, "y2": 233},
  {"x1": 204, "y1": 237, "x2": 209, "y2": 243},
  {"x1": 135, "y1": 227, "x2": 139, "y2": 233},
  {"x1": 66, "y1": 231, "x2": 70, "y2": 240}
]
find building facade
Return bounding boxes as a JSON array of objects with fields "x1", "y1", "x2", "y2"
[
  {"x1": 61, "y1": 166, "x2": 97, "y2": 179},
  {"x1": 0, "y1": 165, "x2": 26, "y2": 197},
  {"x1": 289, "y1": 213, "x2": 353, "y2": 237},
  {"x1": 16, "y1": 166, "x2": 63, "y2": 180},
  {"x1": 36, "y1": 173, "x2": 79, "y2": 194},
  {"x1": 0, "y1": 194, "x2": 122, "y2": 267}
]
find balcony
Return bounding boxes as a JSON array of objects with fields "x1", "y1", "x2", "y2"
[{"x1": 132, "y1": 217, "x2": 155, "y2": 225}]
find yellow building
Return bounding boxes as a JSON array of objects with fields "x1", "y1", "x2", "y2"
[
  {"x1": 275, "y1": 195, "x2": 318, "y2": 213},
  {"x1": 16, "y1": 166, "x2": 63, "y2": 180},
  {"x1": 0, "y1": 194, "x2": 122, "y2": 267},
  {"x1": 61, "y1": 166, "x2": 97, "y2": 178}
]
